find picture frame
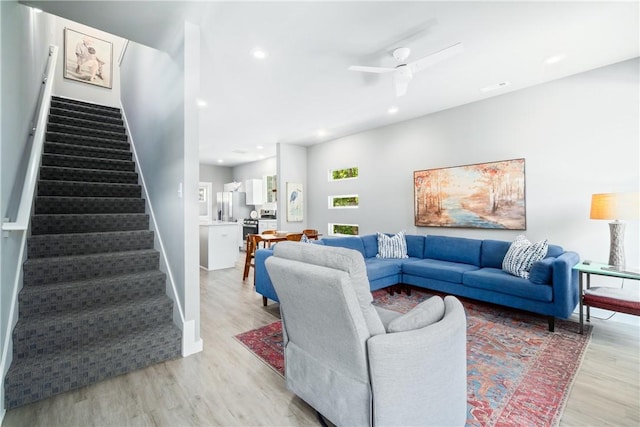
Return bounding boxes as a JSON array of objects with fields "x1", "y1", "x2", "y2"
[
  {"x1": 414, "y1": 158, "x2": 526, "y2": 229},
  {"x1": 286, "y1": 182, "x2": 304, "y2": 222},
  {"x1": 63, "y1": 28, "x2": 113, "y2": 89}
]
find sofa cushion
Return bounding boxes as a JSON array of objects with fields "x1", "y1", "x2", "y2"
[
  {"x1": 425, "y1": 235, "x2": 482, "y2": 266},
  {"x1": 402, "y1": 258, "x2": 479, "y2": 284},
  {"x1": 361, "y1": 234, "x2": 378, "y2": 258},
  {"x1": 463, "y1": 268, "x2": 553, "y2": 302},
  {"x1": 481, "y1": 240, "x2": 511, "y2": 268},
  {"x1": 376, "y1": 231, "x2": 408, "y2": 259},
  {"x1": 406, "y1": 234, "x2": 426, "y2": 258},
  {"x1": 529, "y1": 257, "x2": 554, "y2": 284},
  {"x1": 502, "y1": 235, "x2": 548, "y2": 279},
  {"x1": 365, "y1": 258, "x2": 406, "y2": 280},
  {"x1": 322, "y1": 236, "x2": 366, "y2": 257},
  {"x1": 387, "y1": 296, "x2": 445, "y2": 333}
]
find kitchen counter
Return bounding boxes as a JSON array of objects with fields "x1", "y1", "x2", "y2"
[{"x1": 199, "y1": 222, "x2": 239, "y2": 270}]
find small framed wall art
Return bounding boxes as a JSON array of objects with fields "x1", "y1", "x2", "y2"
[
  {"x1": 63, "y1": 28, "x2": 113, "y2": 89},
  {"x1": 286, "y1": 182, "x2": 304, "y2": 222},
  {"x1": 414, "y1": 158, "x2": 526, "y2": 229}
]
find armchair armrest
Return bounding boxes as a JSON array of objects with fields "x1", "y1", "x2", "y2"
[{"x1": 367, "y1": 296, "x2": 467, "y2": 427}]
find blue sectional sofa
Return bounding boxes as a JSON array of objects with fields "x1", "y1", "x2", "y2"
[{"x1": 254, "y1": 234, "x2": 580, "y2": 331}]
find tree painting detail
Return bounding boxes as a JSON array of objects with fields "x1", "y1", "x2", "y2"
[{"x1": 414, "y1": 159, "x2": 526, "y2": 229}]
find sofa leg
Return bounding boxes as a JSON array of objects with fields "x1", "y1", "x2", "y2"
[
  {"x1": 403, "y1": 285, "x2": 411, "y2": 296},
  {"x1": 387, "y1": 287, "x2": 395, "y2": 295},
  {"x1": 262, "y1": 296, "x2": 268, "y2": 307},
  {"x1": 548, "y1": 316, "x2": 555, "y2": 332}
]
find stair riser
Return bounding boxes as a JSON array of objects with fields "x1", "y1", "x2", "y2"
[
  {"x1": 46, "y1": 132, "x2": 130, "y2": 151},
  {"x1": 28, "y1": 230, "x2": 154, "y2": 258},
  {"x1": 51, "y1": 98, "x2": 122, "y2": 117},
  {"x1": 4, "y1": 326, "x2": 181, "y2": 409},
  {"x1": 44, "y1": 142, "x2": 132, "y2": 161},
  {"x1": 35, "y1": 197, "x2": 145, "y2": 214},
  {"x1": 18, "y1": 272, "x2": 166, "y2": 317},
  {"x1": 42, "y1": 154, "x2": 135, "y2": 172},
  {"x1": 48, "y1": 114, "x2": 126, "y2": 134},
  {"x1": 13, "y1": 300, "x2": 174, "y2": 358},
  {"x1": 49, "y1": 107, "x2": 123, "y2": 126},
  {"x1": 47, "y1": 123, "x2": 128, "y2": 141},
  {"x1": 38, "y1": 181, "x2": 141, "y2": 198},
  {"x1": 31, "y1": 214, "x2": 149, "y2": 235},
  {"x1": 23, "y1": 251, "x2": 159, "y2": 286},
  {"x1": 39, "y1": 166, "x2": 138, "y2": 185}
]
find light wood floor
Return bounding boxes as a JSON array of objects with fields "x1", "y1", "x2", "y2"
[{"x1": 3, "y1": 261, "x2": 639, "y2": 426}]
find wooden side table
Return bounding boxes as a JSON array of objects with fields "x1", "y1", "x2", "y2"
[{"x1": 574, "y1": 262, "x2": 640, "y2": 334}]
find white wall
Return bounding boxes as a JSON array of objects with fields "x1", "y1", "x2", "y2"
[
  {"x1": 119, "y1": 27, "x2": 201, "y2": 354},
  {"x1": 277, "y1": 143, "x2": 308, "y2": 231},
  {"x1": 51, "y1": 17, "x2": 125, "y2": 107},
  {"x1": 0, "y1": 2, "x2": 55, "y2": 416},
  {"x1": 200, "y1": 163, "x2": 233, "y2": 194},
  {"x1": 308, "y1": 58, "x2": 639, "y2": 267}
]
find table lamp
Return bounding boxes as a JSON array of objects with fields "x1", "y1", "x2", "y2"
[{"x1": 590, "y1": 192, "x2": 639, "y2": 267}]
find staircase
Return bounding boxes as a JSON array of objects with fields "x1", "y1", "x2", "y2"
[{"x1": 4, "y1": 96, "x2": 182, "y2": 409}]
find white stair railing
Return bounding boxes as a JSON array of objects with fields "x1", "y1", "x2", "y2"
[{"x1": 3, "y1": 44, "x2": 58, "y2": 232}]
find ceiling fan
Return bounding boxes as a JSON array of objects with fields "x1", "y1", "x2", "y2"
[{"x1": 348, "y1": 42, "x2": 464, "y2": 97}]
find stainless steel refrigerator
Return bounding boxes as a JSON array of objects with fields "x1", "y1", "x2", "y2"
[{"x1": 216, "y1": 191, "x2": 251, "y2": 222}]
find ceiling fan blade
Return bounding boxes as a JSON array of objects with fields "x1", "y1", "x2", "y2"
[
  {"x1": 409, "y1": 42, "x2": 464, "y2": 74},
  {"x1": 348, "y1": 65, "x2": 395, "y2": 74}
]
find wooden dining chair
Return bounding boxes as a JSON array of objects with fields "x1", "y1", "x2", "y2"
[
  {"x1": 286, "y1": 233, "x2": 303, "y2": 241},
  {"x1": 243, "y1": 234, "x2": 264, "y2": 281},
  {"x1": 262, "y1": 229, "x2": 277, "y2": 235},
  {"x1": 302, "y1": 229, "x2": 319, "y2": 240}
]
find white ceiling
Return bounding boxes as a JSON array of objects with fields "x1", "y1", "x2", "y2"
[{"x1": 25, "y1": 1, "x2": 640, "y2": 166}]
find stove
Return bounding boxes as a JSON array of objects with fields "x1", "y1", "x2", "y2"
[{"x1": 242, "y1": 218, "x2": 259, "y2": 243}]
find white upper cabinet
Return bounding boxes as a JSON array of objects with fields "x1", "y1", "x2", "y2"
[{"x1": 245, "y1": 179, "x2": 263, "y2": 205}]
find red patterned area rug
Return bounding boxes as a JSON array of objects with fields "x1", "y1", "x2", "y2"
[{"x1": 234, "y1": 289, "x2": 592, "y2": 426}]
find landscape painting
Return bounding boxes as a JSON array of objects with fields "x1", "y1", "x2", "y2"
[{"x1": 414, "y1": 158, "x2": 526, "y2": 229}]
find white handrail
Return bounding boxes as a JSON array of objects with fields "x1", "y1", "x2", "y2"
[{"x1": 2, "y1": 45, "x2": 58, "y2": 232}]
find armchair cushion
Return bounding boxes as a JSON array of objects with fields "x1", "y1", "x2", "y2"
[{"x1": 387, "y1": 296, "x2": 445, "y2": 333}]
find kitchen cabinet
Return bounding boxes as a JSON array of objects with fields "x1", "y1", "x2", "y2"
[
  {"x1": 264, "y1": 175, "x2": 277, "y2": 203},
  {"x1": 245, "y1": 179, "x2": 263, "y2": 205},
  {"x1": 258, "y1": 219, "x2": 277, "y2": 234},
  {"x1": 199, "y1": 222, "x2": 239, "y2": 270}
]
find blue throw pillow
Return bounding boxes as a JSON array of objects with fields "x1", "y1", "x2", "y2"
[
  {"x1": 529, "y1": 257, "x2": 554, "y2": 284},
  {"x1": 502, "y1": 235, "x2": 549, "y2": 279}
]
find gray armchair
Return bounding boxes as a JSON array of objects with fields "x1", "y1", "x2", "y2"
[{"x1": 265, "y1": 242, "x2": 467, "y2": 427}]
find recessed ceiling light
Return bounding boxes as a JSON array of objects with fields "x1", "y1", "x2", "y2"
[
  {"x1": 544, "y1": 53, "x2": 566, "y2": 65},
  {"x1": 217, "y1": 159, "x2": 224, "y2": 164},
  {"x1": 256, "y1": 145, "x2": 264, "y2": 150},
  {"x1": 33, "y1": 7, "x2": 43, "y2": 13},
  {"x1": 258, "y1": 155, "x2": 265, "y2": 159},
  {"x1": 196, "y1": 99, "x2": 207, "y2": 108},
  {"x1": 480, "y1": 81, "x2": 510, "y2": 93},
  {"x1": 317, "y1": 129, "x2": 327, "y2": 138},
  {"x1": 388, "y1": 106, "x2": 399, "y2": 114},
  {"x1": 252, "y1": 48, "x2": 268, "y2": 59}
]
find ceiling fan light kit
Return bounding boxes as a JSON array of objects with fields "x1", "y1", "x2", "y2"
[{"x1": 349, "y1": 42, "x2": 464, "y2": 97}]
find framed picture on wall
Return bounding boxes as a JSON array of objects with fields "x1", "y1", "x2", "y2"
[
  {"x1": 286, "y1": 182, "x2": 304, "y2": 222},
  {"x1": 63, "y1": 28, "x2": 113, "y2": 89},
  {"x1": 414, "y1": 158, "x2": 526, "y2": 229}
]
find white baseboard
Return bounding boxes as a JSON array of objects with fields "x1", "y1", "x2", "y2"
[{"x1": 182, "y1": 320, "x2": 203, "y2": 357}]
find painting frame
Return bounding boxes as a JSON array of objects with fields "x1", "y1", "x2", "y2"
[
  {"x1": 63, "y1": 27, "x2": 113, "y2": 89},
  {"x1": 414, "y1": 158, "x2": 526, "y2": 230},
  {"x1": 286, "y1": 182, "x2": 304, "y2": 222}
]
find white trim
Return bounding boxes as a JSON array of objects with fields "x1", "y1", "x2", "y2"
[
  {"x1": 182, "y1": 320, "x2": 203, "y2": 356},
  {"x1": 120, "y1": 106, "x2": 186, "y2": 326}
]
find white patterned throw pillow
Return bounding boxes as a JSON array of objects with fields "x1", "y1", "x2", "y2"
[
  {"x1": 377, "y1": 231, "x2": 408, "y2": 259},
  {"x1": 502, "y1": 235, "x2": 549, "y2": 279}
]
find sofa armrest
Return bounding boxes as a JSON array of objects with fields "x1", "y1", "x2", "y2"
[
  {"x1": 367, "y1": 296, "x2": 467, "y2": 427},
  {"x1": 551, "y1": 251, "x2": 580, "y2": 318}
]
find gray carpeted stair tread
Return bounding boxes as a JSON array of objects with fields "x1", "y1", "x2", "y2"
[
  {"x1": 47, "y1": 122, "x2": 128, "y2": 141},
  {"x1": 28, "y1": 229, "x2": 154, "y2": 258},
  {"x1": 23, "y1": 249, "x2": 159, "y2": 287},
  {"x1": 18, "y1": 270, "x2": 166, "y2": 318},
  {"x1": 13, "y1": 293, "x2": 174, "y2": 358},
  {"x1": 39, "y1": 166, "x2": 138, "y2": 184},
  {"x1": 42, "y1": 153, "x2": 135, "y2": 172},
  {"x1": 49, "y1": 106, "x2": 123, "y2": 126},
  {"x1": 31, "y1": 213, "x2": 149, "y2": 235},
  {"x1": 47, "y1": 114, "x2": 126, "y2": 134},
  {"x1": 46, "y1": 131, "x2": 130, "y2": 151},
  {"x1": 44, "y1": 141, "x2": 132, "y2": 161},
  {"x1": 37, "y1": 180, "x2": 141, "y2": 198},
  {"x1": 51, "y1": 96, "x2": 122, "y2": 117},
  {"x1": 35, "y1": 196, "x2": 145, "y2": 214},
  {"x1": 4, "y1": 321, "x2": 181, "y2": 410}
]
